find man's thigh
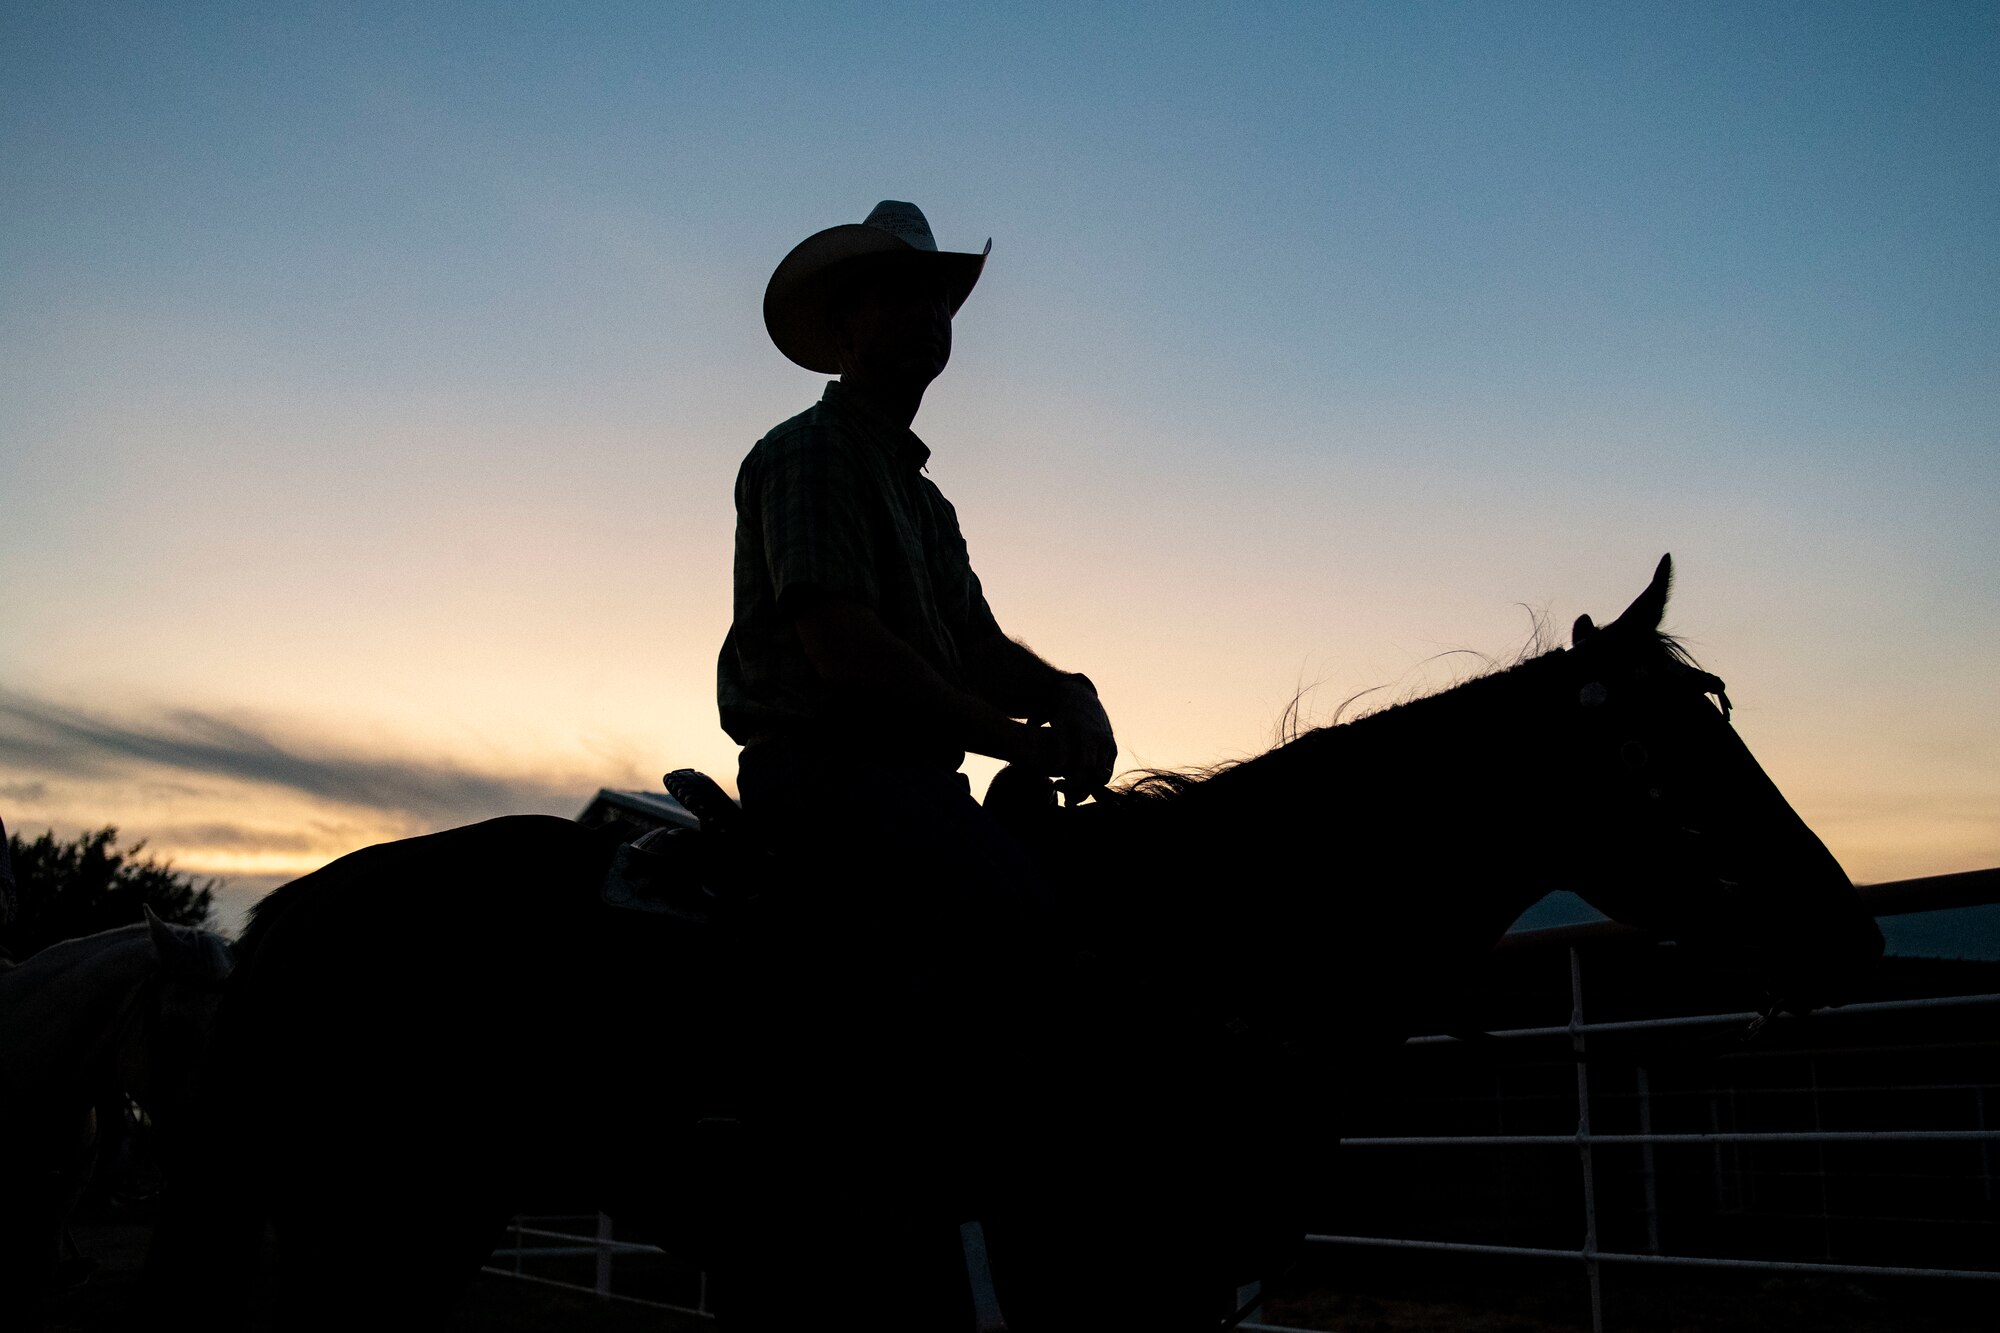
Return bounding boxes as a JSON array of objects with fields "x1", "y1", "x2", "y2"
[
  {"x1": 740, "y1": 743, "x2": 1052, "y2": 923},
  {"x1": 738, "y1": 742, "x2": 1069, "y2": 1062}
]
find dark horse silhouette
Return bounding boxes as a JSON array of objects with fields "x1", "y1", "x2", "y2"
[{"x1": 150, "y1": 559, "x2": 1880, "y2": 1331}]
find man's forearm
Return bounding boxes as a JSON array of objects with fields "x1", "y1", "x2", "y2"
[
  {"x1": 963, "y1": 633, "x2": 1094, "y2": 720},
  {"x1": 792, "y1": 597, "x2": 1043, "y2": 763},
  {"x1": 967, "y1": 630, "x2": 1116, "y2": 795}
]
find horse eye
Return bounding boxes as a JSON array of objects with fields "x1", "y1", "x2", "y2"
[
  {"x1": 1620, "y1": 741, "x2": 1650, "y2": 770},
  {"x1": 1579, "y1": 682, "x2": 1609, "y2": 708}
]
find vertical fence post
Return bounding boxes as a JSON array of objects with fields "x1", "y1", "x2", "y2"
[
  {"x1": 1570, "y1": 945, "x2": 1604, "y2": 1333},
  {"x1": 1810, "y1": 1057, "x2": 1831, "y2": 1260},
  {"x1": 1708, "y1": 1091, "x2": 1728, "y2": 1213},
  {"x1": 960, "y1": 1221, "x2": 1008, "y2": 1333},
  {"x1": 1728, "y1": 1085, "x2": 1744, "y2": 1213},
  {"x1": 1636, "y1": 1064, "x2": 1661, "y2": 1255},
  {"x1": 1977, "y1": 1086, "x2": 1994, "y2": 1207},
  {"x1": 595, "y1": 1212, "x2": 614, "y2": 1297}
]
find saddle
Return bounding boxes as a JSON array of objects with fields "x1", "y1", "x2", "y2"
[
  {"x1": 598, "y1": 769, "x2": 770, "y2": 923},
  {"x1": 599, "y1": 763, "x2": 1071, "y2": 922}
]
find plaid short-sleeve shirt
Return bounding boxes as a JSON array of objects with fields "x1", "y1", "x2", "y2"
[{"x1": 717, "y1": 381, "x2": 1003, "y2": 767}]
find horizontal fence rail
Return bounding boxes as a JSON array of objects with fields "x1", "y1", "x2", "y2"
[
  {"x1": 1343, "y1": 1130, "x2": 2000, "y2": 1147},
  {"x1": 481, "y1": 1214, "x2": 709, "y2": 1319},
  {"x1": 491, "y1": 1223, "x2": 667, "y2": 1256},
  {"x1": 1301, "y1": 1234, "x2": 2000, "y2": 1283},
  {"x1": 1406, "y1": 989, "x2": 2000, "y2": 1046}
]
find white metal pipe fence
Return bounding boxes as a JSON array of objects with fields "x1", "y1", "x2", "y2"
[{"x1": 1294, "y1": 870, "x2": 2000, "y2": 1333}]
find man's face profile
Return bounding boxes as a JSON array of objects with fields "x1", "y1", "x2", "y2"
[{"x1": 831, "y1": 258, "x2": 955, "y2": 389}]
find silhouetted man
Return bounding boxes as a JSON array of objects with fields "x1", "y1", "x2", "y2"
[
  {"x1": 719, "y1": 200, "x2": 1114, "y2": 924},
  {"x1": 718, "y1": 194, "x2": 1112, "y2": 1006},
  {"x1": 713, "y1": 198, "x2": 1116, "y2": 1325},
  {"x1": 720, "y1": 199, "x2": 1114, "y2": 808}
]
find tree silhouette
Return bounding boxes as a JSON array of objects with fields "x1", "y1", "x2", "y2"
[{"x1": 0, "y1": 826, "x2": 218, "y2": 961}]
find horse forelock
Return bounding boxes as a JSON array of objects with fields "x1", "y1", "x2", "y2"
[
  {"x1": 1655, "y1": 632, "x2": 1708, "y2": 674},
  {"x1": 195, "y1": 929, "x2": 234, "y2": 983},
  {"x1": 153, "y1": 913, "x2": 236, "y2": 987}
]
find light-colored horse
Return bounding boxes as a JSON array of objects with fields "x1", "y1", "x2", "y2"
[{"x1": 0, "y1": 907, "x2": 233, "y2": 1314}]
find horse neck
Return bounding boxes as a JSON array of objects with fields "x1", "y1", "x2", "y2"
[
  {"x1": 0, "y1": 925, "x2": 158, "y2": 1098},
  {"x1": 1108, "y1": 647, "x2": 1577, "y2": 1003},
  {"x1": 1294, "y1": 654, "x2": 1575, "y2": 939}
]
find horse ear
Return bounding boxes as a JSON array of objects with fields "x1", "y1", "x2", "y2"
[
  {"x1": 144, "y1": 903, "x2": 173, "y2": 952},
  {"x1": 1571, "y1": 614, "x2": 1596, "y2": 646},
  {"x1": 145, "y1": 904, "x2": 231, "y2": 985},
  {"x1": 1609, "y1": 554, "x2": 1674, "y2": 634}
]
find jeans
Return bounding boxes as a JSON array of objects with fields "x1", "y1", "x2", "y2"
[{"x1": 737, "y1": 738, "x2": 1067, "y2": 980}]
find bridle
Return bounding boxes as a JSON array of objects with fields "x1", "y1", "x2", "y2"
[{"x1": 1572, "y1": 650, "x2": 1746, "y2": 903}]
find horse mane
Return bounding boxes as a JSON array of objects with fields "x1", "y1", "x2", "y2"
[
  {"x1": 234, "y1": 877, "x2": 309, "y2": 965},
  {"x1": 1100, "y1": 625, "x2": 1701, "y2": 815},
  {"x1": 234, "y1": 848, "x2": 377, "y2": 965}
]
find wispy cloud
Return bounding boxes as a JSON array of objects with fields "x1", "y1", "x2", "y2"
[
  {"x1": 0, "y1": 689, "x2": 594, "y2": 826},
  {"x1": 140, "y1": 823, "x2": 324, "y2": 854}
]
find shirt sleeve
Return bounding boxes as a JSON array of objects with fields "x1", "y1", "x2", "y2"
[
  {"x1": 744, "y1": 427, "x2": 882, "y2": 613},
  {"x1": 958, "y1": 563, "x2": 1003, "y2": 647},
  {"x1": 926, "y1": 483, "x2": 1003, "y2": 647}
]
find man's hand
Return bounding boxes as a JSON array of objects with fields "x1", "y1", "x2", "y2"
[{"x1": 1034, "y1": 674, "x2": 1116, "y2": 802}]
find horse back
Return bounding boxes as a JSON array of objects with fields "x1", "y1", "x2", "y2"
[
  {"x1": 235, "y1": 814, "x2": 616, "y2": 962},
  {"x1": 210, "y1": 815, "x2": 639, "y2": 1165},
  {"x1": 151, "y1": 815, "x2": 634, "y2": 1320}
]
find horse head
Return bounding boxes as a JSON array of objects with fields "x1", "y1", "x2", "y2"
[
  {"x1": 1556, "y1": 555, "x2": 1882, "y2": 1011},
  {"x1": 116, "y1": 908, "x2": 235, "y2": 1124},
  {"x1": 143, "y1": 905, "x2": 234, "y2": 992}
]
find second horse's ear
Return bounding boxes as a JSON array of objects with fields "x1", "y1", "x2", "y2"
[
  {"x1": 1572, "y1": 614, "x2": 1597, "y2": 646},
  {"x1": 146, "y1": 904, "x2": 233, "y2": 986}
]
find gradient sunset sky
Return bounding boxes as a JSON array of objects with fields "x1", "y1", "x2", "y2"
[{"x1": 3, "y1": 3, "x2": 1995, "y2": 933}]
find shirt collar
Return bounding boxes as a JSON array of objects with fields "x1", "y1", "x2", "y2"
[{"x1": 821, "y1": 380, "x2": 931, "y2": 471}]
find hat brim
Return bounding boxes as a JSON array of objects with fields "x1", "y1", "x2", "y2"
[{"x1": 764, "y1": 224, "x2": 989, "y2": 374}]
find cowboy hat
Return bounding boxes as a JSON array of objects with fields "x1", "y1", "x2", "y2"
[{"x1": 763, "y1": 201, "x2": 991, "y2": 374}]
